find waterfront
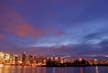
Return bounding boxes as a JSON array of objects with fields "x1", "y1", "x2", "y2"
[
  {"x1": 1, "y1": 51, "x2": 108, "y2": 67},
  {"x1": 0, "y1": 65, "x2": 108, "y2": 73}
]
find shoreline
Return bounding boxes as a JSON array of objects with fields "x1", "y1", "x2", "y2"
[{"x1": 1, "y1": 64, "x2": 108, "y2": 67}]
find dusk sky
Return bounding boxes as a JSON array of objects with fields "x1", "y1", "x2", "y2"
[{"x1": 0, "y1": 0, "x2": 108, "y2": 56}]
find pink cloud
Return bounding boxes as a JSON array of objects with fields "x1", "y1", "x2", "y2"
[
  {"x1": 55, "y1": 31, "x2": 64, "y2": 36},
  {"x1": 51, "y1": 0, "x2": 65, "y2": 4},
  {"x1": 11, "y1": 24, "x2": 48, "y2": 38},
  {"x1": 15, "y1": 0, "x2": 27, "y2": 4},
  {"x1": 0, "y1": 5, "x2": 64, "y2": 39},
  {"x1": 15, "y1": 24, "x2": 32, "y2": 37},
  {"x1": 0, "y1": 34, "x2": 5, "y2": 39}
]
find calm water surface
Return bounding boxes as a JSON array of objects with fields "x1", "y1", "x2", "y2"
[{"x1": 0, "y1": 65, "x2": 108, "y2": 73}]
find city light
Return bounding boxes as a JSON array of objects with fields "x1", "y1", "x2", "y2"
[{"x1": 0, "y1": 51, "x2": 108, "y2": 67}]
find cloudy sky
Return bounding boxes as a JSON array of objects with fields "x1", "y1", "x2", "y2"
[{"x1": 0, "y1": 0, "x2": 108, "y2": 56}]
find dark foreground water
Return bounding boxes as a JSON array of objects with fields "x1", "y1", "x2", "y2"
[{"x1": 0, "y1": 65, "x2": 108, "y2": 73}]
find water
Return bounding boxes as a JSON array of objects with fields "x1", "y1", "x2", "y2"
[{"x1": 0, "y1": 65, "x2": 108, "y2": 73}]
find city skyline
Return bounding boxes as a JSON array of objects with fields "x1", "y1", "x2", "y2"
[{"x1": 0, "y1": 0, "x2": 108, "y2": 56}]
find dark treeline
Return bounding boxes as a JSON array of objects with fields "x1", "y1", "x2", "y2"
[{"x1": 46, "y1": 58, "x2": 90, "y2": 67}]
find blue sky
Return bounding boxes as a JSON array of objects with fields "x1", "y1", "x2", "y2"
[{"x1": 0, "y1": 0, "x2": 108, "y2": 56}]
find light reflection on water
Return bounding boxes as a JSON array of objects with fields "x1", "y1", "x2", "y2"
[{"x1": 0, "y1": 65, "x2": 108, "y2": 73}]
